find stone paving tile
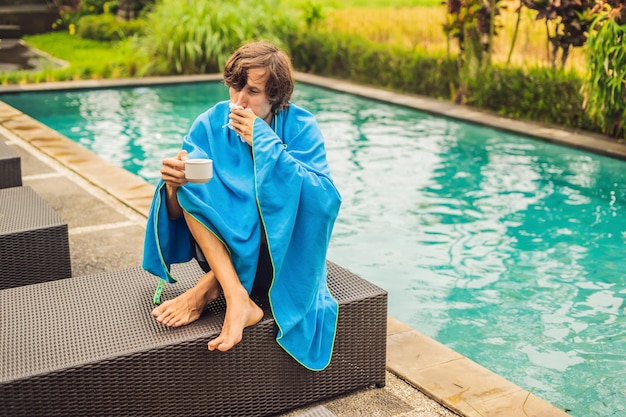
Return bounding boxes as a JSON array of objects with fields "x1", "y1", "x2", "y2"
[
  {"x1": 325, "y1": 385, "x2": 414, "y2": 416},
  {"x1": 69, "y1": 223, "x2": 145, "y2": 276},
  {"x1": 386, "y1": 318, "x2": 571, "y2": 417},
  {"x1": 387, "y1": 326, "x2": 464, "y2": 371},
  {"x1": 476, "y1": 389, "x2": 569, "y2": 417},
  {"x1": 412, "y1": 357, "x2": 522, "y2": 412},
  {"x1": 281, "y1": 373, "x2": 460, "y2": 417},
  {"x1": 25, "y1": 176, "x2": 131, "y2": 228},
  {"x1": 5, "y1": 139, "x2": 55, "y2": 177}
]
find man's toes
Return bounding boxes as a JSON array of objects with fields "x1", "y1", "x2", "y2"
[
  {"x1": 208, "y1": 336, "x2": 223, "y2": 351},
  {"x1": 218, "y1": 339, "x2": 237, "y2": 352},
  {"x1": 151, "y1": 306, "x2": 163, "y2": 318},
  {"x1": 170, "y1": 318, "x2": 186, "y2": 327},
  {"x1": 154, "y1": 308, "x2": 177, "y2": 325},
  {"x1": 156, "y1": 311, "x2": 169, "y2": 323}
]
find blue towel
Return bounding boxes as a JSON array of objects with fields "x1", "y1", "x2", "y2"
[{"x1": 142, "y1": 101, "x2": 342, "y2": 371}]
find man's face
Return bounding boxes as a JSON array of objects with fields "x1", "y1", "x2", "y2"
[{"x1": 229, "y1": 67, "x2": 273, "y2": 124}]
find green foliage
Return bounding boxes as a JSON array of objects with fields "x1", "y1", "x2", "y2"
[
  {"x1": 286, "y1": 31, "x2": 457, "y2": 100},
  {"x1": 286, "y1": 29, "x2": 598, "y2": 132},
  {"x1": 464, "y1": 65, "x2": 592, "y2": 129},
  {"x1": 302, "y1": 1, "x2": 326, "y2": 30},
  {"x1": 81, "y1": 0, "x2": 117, "y2": 14},
  {"x1": 135, "y1": 0, "x2": 298, "y2": 75},
  {"x1": 52, "y1": 0, "x2": 117, "y2": 29},
  {"x1": 521, "y1": 0, "x2": 596, "y2": 68},
  {"x1": 299, "y1": 0, "x2": 442, "y2": 6},
  {"x1": 52, "y1": 0, "x2": 155, "y2": 30},
  {"x1": 444, "y1": 0, "x2": 504, "y2": 63},
  {"x1": 77, "y1": 13, "x2": 146, "y2": 41},
  {"x1": 583, "y1": 14, "x2": 626, "y2": 139},
  {"x1": 443, "y1": 0, "x2": 505, "y2": 104}
]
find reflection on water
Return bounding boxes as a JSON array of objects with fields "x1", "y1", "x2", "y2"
[{"x1": 2, "y1": 82, "x2": 625, "y2": 417}]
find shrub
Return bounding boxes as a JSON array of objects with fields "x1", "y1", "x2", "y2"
[
  {"x1": 286, "y1": 31, "x2": 457, "y2": 100},
  {"x1": 465, "y1": 65, "x2": 592, "y2": 130},
  {"x1": 76, "y1": 13, "x2": 145, "y2": 41},
  {"x1": 286, "y1": 29, "x2": 600, "y2": 133},
  {"x1": 583, "y1": 15, "x2": 626, "y2": 139},
  {"x1": 135, "y1": 0, "x2": 297, "y2": 75}
]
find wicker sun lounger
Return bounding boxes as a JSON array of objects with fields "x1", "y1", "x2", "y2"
[
  {"x1": 0, "y1": 139, "x2": 22, "y2": 189},
  {"x1": 0, "y1": 186, "x2": 71, "y2": 290},
  {"x1": 1, "y1": 260, "x2": 387, "y2": 417}
]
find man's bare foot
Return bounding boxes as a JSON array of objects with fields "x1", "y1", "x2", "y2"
[
  {"x1": 208, "y1": 292, "x2": 263, "y2": 351},
  {"x1": 152, "y1": 272, "x2": 221, "y2": 327}
]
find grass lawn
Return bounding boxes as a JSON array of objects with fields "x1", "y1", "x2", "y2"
[{"x1": 5, "y1": 32, "x2": 138, "y2": 84}]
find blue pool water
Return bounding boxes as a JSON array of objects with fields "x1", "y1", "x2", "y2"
[{"x1": 2, "y1": 82, "x2": 625, "y2": 417}]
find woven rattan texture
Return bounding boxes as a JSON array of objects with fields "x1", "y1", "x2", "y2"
[
  {"x1": 1, "y1": 260, "x2": 387, "y2": 417},
  {"x1": 0, "y1": 186, "x2": 71, "y2": 289},
  {"x1": 0, "y1": 140, "x2": 21, "y2": 189}
]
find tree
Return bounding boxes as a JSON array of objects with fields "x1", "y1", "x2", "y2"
[
  {"x1": 444, "y1": 0, "x2": 504, "y2": 102},
  {"x1": 521, "y1": 0, "x2": 598, "y2": 68}
]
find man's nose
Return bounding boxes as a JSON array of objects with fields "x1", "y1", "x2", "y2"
[{"x1": 234, "y1": 92, "x2": 247, "y2": 107}]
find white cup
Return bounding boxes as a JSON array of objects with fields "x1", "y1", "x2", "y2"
[{"x1": 184, "y1": 158, "x2": 213, "y2": 183}]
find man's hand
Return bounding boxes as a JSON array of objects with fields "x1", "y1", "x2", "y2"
[
  {"x1": 161, "y1": 150, "x2": 188, "y2": 188},
  {"x1": 161, "y1": 150, "x2": 188, "y2": 219},
  {"x1": 229, "y1": 108, "x2": 257, "y2": 145}
]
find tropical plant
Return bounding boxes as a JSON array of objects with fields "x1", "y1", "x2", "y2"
[
  {"x1": 444, "y1": 0, "x2": 505, "y2": 102},
  {"x1": 583, "y1": 1, "x2": 626, "y2": 139},
  {"x1": 76, "y1": 13, "x2": 145, "y2": 41},
  {"x1": 443, "y1": 0, "x2": 505, "y2": 68},
  {"x1": 302, "y1": 0, "x2": 326, "y2": 30},
  {"x1": 134, "y1": 0, "x2": 297, "y2": 75},
  {"x1": 520, "y1": 0, "x2": 597, "y2": 68}
]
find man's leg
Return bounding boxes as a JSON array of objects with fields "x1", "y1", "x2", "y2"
[{"x1": 182, "y1": 212, "x2": 263, "y2": 352}]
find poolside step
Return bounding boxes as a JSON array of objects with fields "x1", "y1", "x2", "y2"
[
  {"x1": 0, "y1": 3, "x2": 59, "y2": 36},
  {"x1": 0, "y1": 24, "x2": 21, "y2": 38},
  {"x1": 0, "y1": 261, "x2": 387, "y2": 417},
  {"x1": 0, "y1": 185, "x2": 71, "y2": 289}
]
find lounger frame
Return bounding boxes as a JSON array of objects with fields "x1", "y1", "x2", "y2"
[
  {"x1": 0, "y1": 186, "x2": 71, "y2": 289},
  {"x1": 0, "y1": 139, "x2": 21, "y2": 189},
  {"x1": 1, "y1": 261, "x2": 387, "y2": 417}
]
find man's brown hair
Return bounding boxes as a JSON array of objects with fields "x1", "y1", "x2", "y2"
[{"x1": 223, "y1": 41, "x2": 294, "y2": 113}]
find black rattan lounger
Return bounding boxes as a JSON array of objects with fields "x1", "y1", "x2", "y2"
[
  {"x1": 0, "y1": 138, "x2": 21, "y2": 189},
  {"x1": 0, "y1": 260, "x2": 387, "y2": 417},
  {"x1": 0, "y1": 186, "x2": 71, "y2": 289}
]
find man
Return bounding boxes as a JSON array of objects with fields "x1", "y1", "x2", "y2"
[{"x1": 142, "y1": 40, "x2": 342, "y2": 370}]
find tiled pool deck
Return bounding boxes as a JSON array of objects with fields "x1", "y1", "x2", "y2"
[{"x1": 1, "y1": 73, "x2": 608, "y2": 416}]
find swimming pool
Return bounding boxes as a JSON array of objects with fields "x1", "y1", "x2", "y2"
[{"x1": 2, "y1": 82, "x2": 624, "y2": 417}]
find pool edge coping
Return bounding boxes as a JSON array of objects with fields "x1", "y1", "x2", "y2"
[
  {"x1": 296, "y1": 72, "x2": 626, "y2": 162},
  {"x1": 0, "y1": 73, "x2": 590, "y2": 417}
]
